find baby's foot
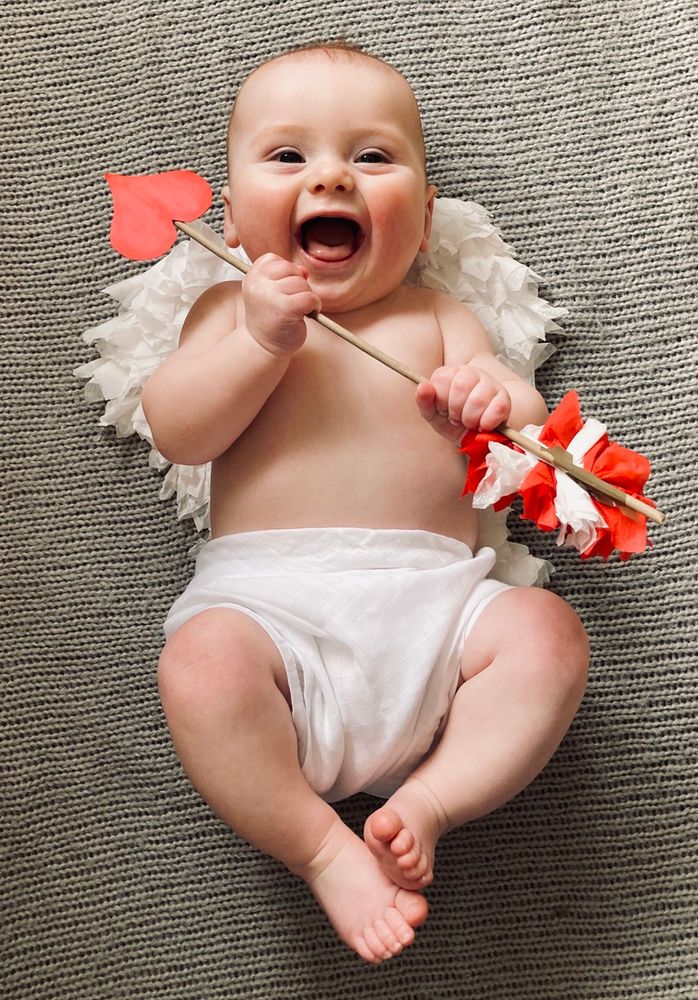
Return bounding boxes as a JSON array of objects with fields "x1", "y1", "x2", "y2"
[
  {"x1": 292, "y1": 817, "x2": 428, "y2": 964},
  {"x1": 364, "y1": 777, "x2": 448, "y2": 891}
]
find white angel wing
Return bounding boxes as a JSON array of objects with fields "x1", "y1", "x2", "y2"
[
  {"x1": 75, "y1": 224, "x2": 244, "y2": 531},
  {"x1": 76, "y1": 201, "x2": 565, "y2": 582},
  {"x1": 408, "y1": 198, "x2": 564, "y2": 379}
]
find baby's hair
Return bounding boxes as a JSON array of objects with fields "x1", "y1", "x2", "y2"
[
  {"x1": 225, "y1": 41, "x2": 426, "y2": 179},
  {"x1": 275, "y1": 38, "x2": 384, "y2": 62}
]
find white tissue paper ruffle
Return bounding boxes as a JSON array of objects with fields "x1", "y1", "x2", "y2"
[
  {"x1": 76, "y1": 198, "x2": 567, "y2": 583},
  {"x1": 471, "y1": 417, "x2": 609, "y2": 554}
]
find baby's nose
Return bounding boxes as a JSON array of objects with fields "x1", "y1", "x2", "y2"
[{"x1": 307, "y1": 159, "x2": 354, "y2": 194}]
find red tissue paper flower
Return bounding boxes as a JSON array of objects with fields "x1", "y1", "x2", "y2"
[{"x1": 460, "y1": 391, "x2": 655, "y2": 559}]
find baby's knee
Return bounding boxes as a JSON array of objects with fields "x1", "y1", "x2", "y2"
[
  {"x1": 474, "y1": 587, "x2": 588, "y2": 699},
  {"x1": 158, "y1": 609, "x2": 279, "y2": 721},
  {"x1": 521, "y1": 588, "x2": 589, "y2": 699}
]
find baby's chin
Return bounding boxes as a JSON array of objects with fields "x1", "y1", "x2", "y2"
[
  {"x1": 308, "y1": 278, "x2": 397, "y2": 316},
  {"x1": 304, "y1": 258, "x2": 410, "y2": 315}
]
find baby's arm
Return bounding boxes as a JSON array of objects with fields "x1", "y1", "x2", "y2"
[
  {"x1": 416, "y1": 292, "x2": 548, "y2": 441},
  {"x1": 142, "y1": 255, "x2": 321, "y2": 465}
]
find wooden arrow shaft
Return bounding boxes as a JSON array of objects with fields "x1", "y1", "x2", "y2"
[{"x1": 173, "y1": 221, "x2": 665, "y2": 526}]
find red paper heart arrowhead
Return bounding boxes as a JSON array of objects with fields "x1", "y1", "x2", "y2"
[{"x1": 106, "y1": 170, "x2": 213, "y2": 260}]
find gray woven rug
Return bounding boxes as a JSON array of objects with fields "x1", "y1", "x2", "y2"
[{"x1": 2, "y1": 1, "x2": 696, "y2": 997}]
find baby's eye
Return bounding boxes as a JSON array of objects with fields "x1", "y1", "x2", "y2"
[
  {"x1": 273, "y1": 149, "x2": 304, "y2": 164},
  {"x1": 356, "y1": 150, "x2": 388, "y2": 164}
]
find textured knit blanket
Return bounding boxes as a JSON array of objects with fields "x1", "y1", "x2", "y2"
[{"x1": 2, "y1": 2, "x2": 696, "y2": 998}]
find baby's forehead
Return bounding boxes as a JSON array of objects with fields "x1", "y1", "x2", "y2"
[
  {"x1": 230, "y1": 51, "x2": 423, "y2": 141},
  {"x1": 242, "y1": 49, "x2": 406, "y2": 90}
]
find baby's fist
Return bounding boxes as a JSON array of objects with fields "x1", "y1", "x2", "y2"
[
  {"x1": 243, "y1": 253, "x2": 322, "y2": 357},
  {"x1": 416, "y1": 365, "x2": 511, "y2": 441}
]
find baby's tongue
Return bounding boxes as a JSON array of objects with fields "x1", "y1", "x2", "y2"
[{"x1": 303, "y1": 218, "x2": 356, "y2": 261}]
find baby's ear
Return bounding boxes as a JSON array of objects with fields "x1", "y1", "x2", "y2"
[
  {"x1": 221, "y1": 185, "x2": 241, "y2": 247},
  {"x1": 419, "y1": 185, "x2": 438, "y2": 253}
]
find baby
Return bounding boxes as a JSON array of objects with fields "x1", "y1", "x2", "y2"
[{"x1": 143, "y1": 42, "x2": 589, "y2": 964}]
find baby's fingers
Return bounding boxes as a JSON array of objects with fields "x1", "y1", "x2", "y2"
[
  {"x1": 288, "y1": 288, "x2": 323, "y2": 317},
  {"x1": 275, "y1": 274, "x2": 321, "y2": 306},
  {"x1": 415, "y1": 380, "x2": 437, "y2": 419},
  {"x1": 445, "y1": 367, "x2": 480, "y2": 426},
  {"x1": 458, "y1": 371, "x2": 510, "y2": 431},
  {"x1": 415, "y1": 382, "x2": 463, "y2": 441},
  {"x1": 253, "y1": 253, "x2": 307, "y2": 281},
  {"x1": 478, "y1": 390, "x2": 511, "y2": 432}
]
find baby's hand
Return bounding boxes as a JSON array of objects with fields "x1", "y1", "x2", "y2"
[
  {"x1": 243, "y1": 253, "x2": 322, "y2": 357},
  {"x1": 416, "y1": 365, "x2": 512, "y2": 441}
]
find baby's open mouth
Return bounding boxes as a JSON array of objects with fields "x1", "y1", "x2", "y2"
[{"x1": 299, "y1": 217, "x2": 363, "y2": 262}]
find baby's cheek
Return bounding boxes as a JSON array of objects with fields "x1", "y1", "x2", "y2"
[
  {"x1": 230, "y1": 185, "x2": 294, "y2": 259},
  {"x1": 372, "y1": 201, "x2": 424, "y2": 264},
  {"x1": 374, "y1": 192, "x2": 412, "y2": 230}
]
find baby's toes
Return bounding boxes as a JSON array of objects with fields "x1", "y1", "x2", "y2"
[
  {"x1": 396, "y1": 845, "x2": 422, "y2": 871},
  {"x1": 353, "y1": 931, "x2": 380, "y2": 965},
  {"x1": 385, "y1": 906, "x2": 415, "y2": 947},
  {"x1": 362, "y1": 925, "x2": 393, "y2": 963},
  {"x1": 407, "y1": 855, "x2": 430, "y2": 880},
  {"x1": 374, "y1": 918, "x2": 404, "y2": 955},
  {"x1": 413, "y1": 870, "x2": 433, "y2": 888},
  {"x1": 401, "y1": 851, "x2": 431, "y2": 883},
  {"x1": 366, "y1": 806, "x2": 403, "y2": 844},
  {"x1": 390, "y1": 827, "x2": 414, "y2": 856},
  {"x1": 395, "y1": 887, "x2": 429, "y2": 928}
]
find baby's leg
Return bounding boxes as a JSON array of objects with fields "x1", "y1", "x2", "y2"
[
  {"x1": 365, "y1": 587, "x2": 589, "y2": 889},
  {"x1": 158, "y1": 608, "x2": 427, "y2": 963}
]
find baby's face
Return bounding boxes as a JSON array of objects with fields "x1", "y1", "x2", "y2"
[{"x1": 222, "y1": 54, "x2": 436, "y2": 313}]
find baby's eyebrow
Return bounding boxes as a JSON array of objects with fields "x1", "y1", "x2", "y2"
[
  {"x1": 343, "y1": 125, "x2": 408, "y2": 148},
  {"x1": 254, "y1": 124, "x2": 306, "y2": 143},
  {"x1": 252, "y1": 123, "x2": 408, "y2": 149}
]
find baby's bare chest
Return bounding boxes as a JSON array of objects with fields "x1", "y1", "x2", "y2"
[
  {"x1": 211, "y1": 295, "x2": 472, "y2": 539},
  {"x1": 284, "y1": 306, "x2": 443, "y2": 425}
]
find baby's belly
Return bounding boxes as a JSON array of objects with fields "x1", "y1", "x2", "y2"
[{"x1": 210, "y1": 431, "x2": 479, "y2": 549}]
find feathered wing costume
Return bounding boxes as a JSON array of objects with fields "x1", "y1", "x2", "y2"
[{"x1": 76, "y1": 197, "x2": 567, "y2": 584}]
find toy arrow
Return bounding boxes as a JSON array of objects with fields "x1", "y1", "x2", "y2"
[{"x1": 105, "y1": 171, "x2": 665, "y2": 553}]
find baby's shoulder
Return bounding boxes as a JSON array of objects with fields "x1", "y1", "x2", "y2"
[
  {"x1": 178, "y1": 280, "x2": 243, "y2": 349},
  {"x1": 396, "y1": 284, "x2": 491, "y2": 358},
  {"x1": 393, "y1": 282, "x2": 442, "y2": 312},
  {"x1": 193, "y1": 279, "x2": 243, "y2": 316},
  {"x1": 394, "y1": 284, "x2": 480, "y2": 330},
  {"x1": 394, "y1": 283, "x2": 474, "y2": 317}
]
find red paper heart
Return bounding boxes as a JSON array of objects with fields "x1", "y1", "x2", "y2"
[{"x1": 105, "y1": 170, "x2": 213, "y2": 260}]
